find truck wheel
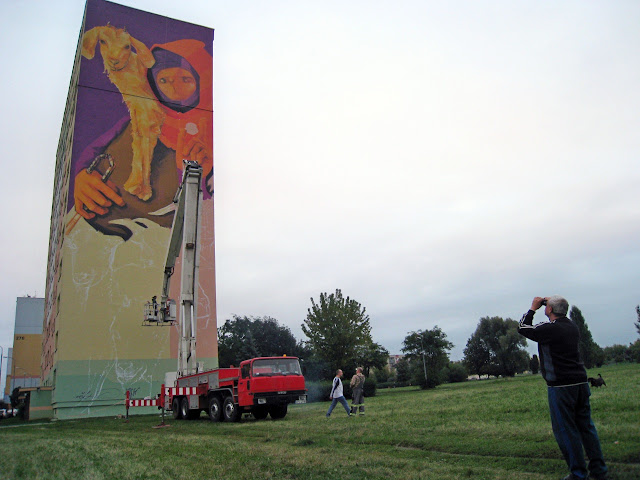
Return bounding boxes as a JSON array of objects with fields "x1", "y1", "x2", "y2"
[
  {"x1": 223, "y1": 396, "x2": 241, "y2": 422},
  {"x1": 180, "y1": 397, "x2": 192, "y2": 420},
  {"x1": 252, "y1": 406, "x2": 268, "y2": 420},
  {"x1": 269, "y1": 405, "x2": 287, "y2": 420},
  {"x1": 172, "y1": 397, "x2": 182, "y2": 420},
  {"x1": 208, "y1": 396, "x2": 222, "y2": 422}
]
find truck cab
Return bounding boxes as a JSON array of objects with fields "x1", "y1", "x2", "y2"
[{"x1": 238, "y1": 357, "x2": 306, "y2": 420}]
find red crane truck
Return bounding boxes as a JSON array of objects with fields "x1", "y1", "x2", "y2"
[
  {"x1": 128, "y1": 163, "x2": 307, "y2": 422},
  {"x1": 168, "y1": 356, "x2": 306, "y2": 422}
]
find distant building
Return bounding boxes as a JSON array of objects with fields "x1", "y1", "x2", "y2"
[
  {"x1": 387, "y1": 354, "x2": 405, "y2": 371},
  {"x1": 3, "y1": 297, "x2": 44, "y2": 400}
]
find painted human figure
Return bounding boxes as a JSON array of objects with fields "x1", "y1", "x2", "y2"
[{"x1": 71, "y1": 39, "x2": 213, "y2": 240}]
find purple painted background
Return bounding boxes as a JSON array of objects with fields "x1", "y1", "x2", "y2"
[{"x1": 68, "y1": 0, "x2": 213, "y2": 212}]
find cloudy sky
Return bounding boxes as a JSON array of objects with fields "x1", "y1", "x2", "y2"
[{"x1": 1, "y1": 1, "x2": 638, "y2": 384}]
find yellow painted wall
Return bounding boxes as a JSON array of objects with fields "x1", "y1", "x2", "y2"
[{"x1": 11, "y1": 334, "x2": 42, "y2": 377}]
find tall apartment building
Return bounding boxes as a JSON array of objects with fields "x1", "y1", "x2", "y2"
[
  {"x1": 3, "y1": 297, "x2": 44, "y2": 399},
  {"x1": 43, "y1": 0, "x2": 217, "y2": 419}
]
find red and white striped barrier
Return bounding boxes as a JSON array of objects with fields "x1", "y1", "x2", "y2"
[
  {"x1": 129, "y1": 398, "x2": 159, "y2": 407},
  {"x1": 169, "y1": 387, "x2": 198, "y2": 396},
  {"x1": 125, "y1": 384, "x2": 203, "y2": 419}
]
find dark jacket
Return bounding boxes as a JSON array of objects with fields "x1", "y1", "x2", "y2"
[{"x1": 518, "y1": 310, "x2": 587, "y2": 387}]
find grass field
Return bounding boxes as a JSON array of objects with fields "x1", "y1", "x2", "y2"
[{"x1": 1, "y1": 363, "x2": 638, "y2": 480}]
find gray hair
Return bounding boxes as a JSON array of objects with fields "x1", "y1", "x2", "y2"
[{"x1": 547, "y1": 295, "x2": 569, "y2": 316}]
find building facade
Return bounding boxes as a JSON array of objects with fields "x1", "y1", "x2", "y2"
[
  {"x1": 387, "y1": 354, "x2": 405, "y2": 371},
  {"x1": 43, "y1": 0, "x2": 217, "y2": 419},
  {"x1": 3, "y1": 297, "x2": 44, "y2": 400}
]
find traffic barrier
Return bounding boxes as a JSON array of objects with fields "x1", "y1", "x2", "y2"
[{"x1": 125, "y1": 385, "x2": 202, "y2": 420}]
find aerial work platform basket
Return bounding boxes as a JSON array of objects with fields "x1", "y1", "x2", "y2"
[{"x1": 143, "y1": 298, "x2": 177, "y2": 326}]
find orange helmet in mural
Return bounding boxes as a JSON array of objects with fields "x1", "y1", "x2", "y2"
[{"x1": 147, "y1": 39, "x2": 213, "y2": 177}]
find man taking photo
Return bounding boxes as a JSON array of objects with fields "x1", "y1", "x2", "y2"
[{"x1": 518, "y1": 295, "x2": 608, "y2": 480}]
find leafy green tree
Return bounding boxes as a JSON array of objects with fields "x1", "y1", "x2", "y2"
[
  {"x1": 299, "y1": 356, "x2": 330, "y2": 381},
  {"x1": 371, "y1": 366, "x2": 391, "y2": 383},
  {"x1": 238, "y1": 330, "x2": 259, "y2": 364},
  {"x1": 635, "y1": 305, "x2": 640, "y2": 335},
  {"x1": 218, "y1": 315, "x2": 299, "y2": 367},
  {"x1": 301, "y1": 289, "x2": 373, "y2": 376},
  {"x1": 395, "y1": 357, "x2": 412, "y2": 384},
  {"x1": 467, "y1": 317, "x2": 529, "y2": 377},
  {"x1": 529, "y1": 354, "x2": 540, "y2": 374},
  {"x1": 299, "y1": 355, "x2": 330, "y2": 381},
  {"x1": 463, "y1": 331, "x2": 491, "y2": 377},
  {"x1": 353, "y1": 342, "x2": 389, "y2": 376},
  {"x1": 570, "y1": 306, "x2": 604, "y2": 368},
  {"x1": 603, "y1": 344, "x2": 630, "y2": 364},
  {"x1": 628, "y1": 339, "x2": 640, "y2": 363},
  {"x1": 294, "y1": 341, "x2": 332, "y2": 381},
  {"x1": 402, "y1": 327, "x2": 453, "y2": 389},
  {"x1": 9, "y1": 388, "x2": 26, "y2": 419}
]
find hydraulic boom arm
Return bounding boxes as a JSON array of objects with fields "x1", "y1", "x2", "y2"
[{"x1": 144, "y1": 161, "x2": 204, "y2": 377}]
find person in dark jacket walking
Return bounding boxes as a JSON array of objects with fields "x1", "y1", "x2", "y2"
[{"x1": 518, "y1": 295, "x2": 608, "y2": 480}]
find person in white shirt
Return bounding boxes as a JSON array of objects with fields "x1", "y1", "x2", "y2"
[{"x1": 326, "y1": 369, "x2": 352, "y2": 417}]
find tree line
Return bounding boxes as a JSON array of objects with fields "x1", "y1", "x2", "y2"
[
  {"x1": 217, "y1": 289, "x2": 640, "y2": 387},
  {"x1": 218, "y1": 289, "x2": 390, "y2": 381}
]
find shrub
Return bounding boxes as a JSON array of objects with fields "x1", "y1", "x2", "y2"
[
  {"x1": 377, "y1": 380, "x2": 412, "y2": 389},
  {"x1": 603, "y1": 342, "x2": 640, "y2": 364},
  {"x1": 305, "y1": 381, "x2": 332, "y2": 403},
  {"x1": 603, "y1": 344, "x2": 630, "y2": 364},
  {"x1": 443, "y1": 362, "x2": 468, "y2": 383},
  {"x1": 363, "y1": 377, "x2": 377, "y2": 397}
]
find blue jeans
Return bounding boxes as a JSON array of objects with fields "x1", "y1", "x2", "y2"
[
  {"x1": 326, "y1": 395, "x2": 351, "y2": 416},
  {"x1": 548, "y1": 383, "x2": 608, "y2": 479}
]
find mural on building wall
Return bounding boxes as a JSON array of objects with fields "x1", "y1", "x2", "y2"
[{"x1": 59, "y1": 0, "x2": 216, "y2": 412}]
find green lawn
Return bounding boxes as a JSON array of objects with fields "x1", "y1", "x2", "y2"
[{"x1": 1, "y1": 363, "x2": 638, "y2": 480}]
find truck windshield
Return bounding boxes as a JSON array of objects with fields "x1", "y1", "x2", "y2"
[{"x1": 252, "y1": 358, "x2": 302, "y2": 377}]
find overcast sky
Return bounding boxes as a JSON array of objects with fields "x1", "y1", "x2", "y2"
[{"x1": 1, "y1": 1, "x2": 638, "y2": 386}]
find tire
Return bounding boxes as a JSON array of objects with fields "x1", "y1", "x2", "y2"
[
  {"x1": 252, "y1": 406, "x2": 268, "y2": 420},
  {"x1": 208, "y1": 396, "x2": 222, "y2": 422},
  {"x1": 269, "y1": 404, "x2": 287, "y2": 420},
  {"x1": 180, "y1": 397, "x2": 191, "y2": 420},
  {"x1": 172, "y1": 397, "x2": 182, "y2": 420},
  {"x1": 223, "y1": 396, "x2": 241, "y2": 422}
]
